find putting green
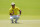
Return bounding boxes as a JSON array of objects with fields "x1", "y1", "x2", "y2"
[
  {"x1": 0, "y1": 20, "x2": 40, "y2": 27},
  {"x1": 0, "y1": 0, "x2": 40, "y2": 27}
]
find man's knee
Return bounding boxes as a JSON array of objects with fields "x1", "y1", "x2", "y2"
[
  {"x1": 10, "y1": 17, "x2": 13, "y2": 20},
  {"x1": 16, "y1": 15, "x2": 20, "y2": 18},
  {"x1": 15, "y1": 16, "x2": 20, "y2": 20}
]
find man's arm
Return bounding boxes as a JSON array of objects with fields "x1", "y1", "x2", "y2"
[
  {"x1": 9, "y1": 9, "x2": 14, "y2": 15},
  {"x1": 16, "y1": 7, "x2": 21, "y2": 15},
  {"x1": 19, "y1": 10, "x2": 21, "y2": 15},
  {"x1": 10, "y1": 13, "x2": 13, "y2": 15},
  {"x1": 10, "y1": 11, "x2": 14, "y2": 15}
]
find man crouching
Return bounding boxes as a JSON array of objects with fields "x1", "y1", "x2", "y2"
[{"x1": 9, "y1": 2, "x2": 21, "y2": 23}]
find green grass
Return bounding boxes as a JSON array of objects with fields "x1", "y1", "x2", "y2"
[
  {"x1": 0, "y1": 0, "x2": 40, "y2": 27},
  {"x1": 0, "y1": 14, "x2": 40, "y2": 20},
  {"x1": 0, "y1": 0, "x2": 40, "y2": 20},
  {"x1": 0, "y1": 20, "x2": 40, "y2": 27}
]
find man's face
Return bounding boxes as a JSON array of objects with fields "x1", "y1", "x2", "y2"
[{"x1": 12, "y1": 5, "x2": 15, "y2": 8}]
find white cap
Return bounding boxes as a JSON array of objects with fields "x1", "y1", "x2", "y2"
[{"x1": 11, "y1": 2, "x2": 15, "y2": 5}]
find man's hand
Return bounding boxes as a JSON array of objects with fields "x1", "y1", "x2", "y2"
[
  {"x1": 10, "y1": 13, "x2": 13, "y2": 15},
  {"x1": 10, "y1": 11, "x2": 14, "y2": 15},
  {"x1": 18, "y1": 14, "x2": 20, "y2": 16}
]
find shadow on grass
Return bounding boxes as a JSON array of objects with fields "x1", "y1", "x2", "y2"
[{"x1": 11, "y1": 22, "x2": 23, "y2": 24}]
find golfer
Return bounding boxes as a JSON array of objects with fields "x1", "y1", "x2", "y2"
[{"x1": 9, "y1": 2, "x2": 21, "y2": 23}]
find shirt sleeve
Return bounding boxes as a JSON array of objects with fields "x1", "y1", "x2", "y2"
[
  {"x1": 16, "y1": 7, "x2": 20, "y2": 11},
  {"x1": 9, "y1": 8, "x2": 12, "y2": 13}
]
